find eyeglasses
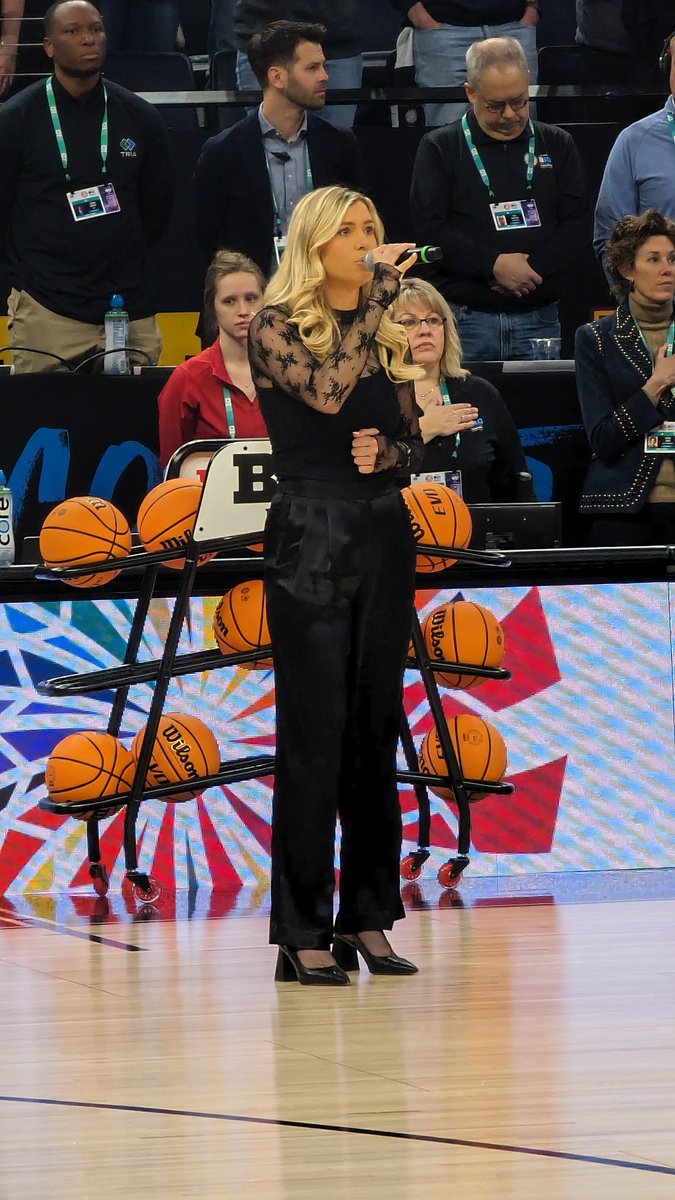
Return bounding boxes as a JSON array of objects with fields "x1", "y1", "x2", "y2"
[
  {"x1": 397, "y1": 315, "x2": 446, "y2": 330},
  {"x1": 480, "y1": 95, "x2": 530, "y2": 115}
]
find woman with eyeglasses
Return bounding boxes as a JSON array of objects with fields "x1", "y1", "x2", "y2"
[{"x1": 389, "y1": 278, "x2": 536, "y2": 502}]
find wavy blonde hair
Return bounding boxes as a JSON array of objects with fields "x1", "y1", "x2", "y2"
[
  {"x1": 388, "y1": 278, "x2": 469, "y2": 380},
  {"x1": 264, "y1": 185, "x2": 421, "y2": 383}
]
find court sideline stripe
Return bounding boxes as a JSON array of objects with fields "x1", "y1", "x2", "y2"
[
  {"x1": 0, "y1": 908, "x2": 145, "y2": 951},
  {"x1": 1, "y1": 1095, "x2": 673, "y2": 1176}
]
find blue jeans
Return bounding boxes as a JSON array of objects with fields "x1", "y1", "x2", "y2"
[
  {"x1": 208, "y1": 0, "x2": 235, "y2": 58},
  {"x1": 236, "y1": 52, "x2": 364, "y2": 128},
  {"x1": 99, "y1": 0, "x2": 179, "y2": 51},
  {"x1": 450, "y1": 302, "x2": 560, "y2": 362},
  {"x1": 413, "y1": 21, "x2": 538, "y2": 127}
]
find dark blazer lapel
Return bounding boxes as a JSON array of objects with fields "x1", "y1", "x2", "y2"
[
  {"x1": 614, "y1": 299, "x2": 655, "y2": 380},
  {"x1": 236, "y1": 112, "x2": 276, "y2": 237},
  {"x1": 306, "y1": 114, "x2": 333, "y2": 186}
]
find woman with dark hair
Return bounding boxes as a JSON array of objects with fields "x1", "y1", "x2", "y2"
[
  {"x1": 248, "y1": 184, "x2": 423, "y2": 986},
  {"x1": 158, "y1": 249, "x2": 267, "y2": 469},
  {"x1": 575, "y1": 208, "x2": 675, "y2": 544}
]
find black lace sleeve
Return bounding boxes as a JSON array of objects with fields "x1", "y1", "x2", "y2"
[
  {"x1": 373, "y1": 377, "x2": 425, "y2": 475},
  {"x1": 248, "y1": 264, "x2": 401, "y2": 413}
]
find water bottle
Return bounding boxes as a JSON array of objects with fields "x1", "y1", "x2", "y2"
[
  {"x1": 0, "y1": 470, "x2": 15, "y2": 565},
  {"x1": 104, "y1": 293, "x2": 130, "y2": 375}
]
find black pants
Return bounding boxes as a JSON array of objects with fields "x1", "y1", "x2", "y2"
[
  {"x1": 589, "y1": 503, "x2": 675, "y2": 547},
  {"x1": 264, "y1": 482, "x2": 416, "y2": 949}
]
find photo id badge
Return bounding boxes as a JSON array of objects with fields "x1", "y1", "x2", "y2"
[
  {"x1": 645, "y1": 422, "x2": 675, "y2": 453},
  {"x1": 490, "y1": 199, "x2": 542, "y2": 231},
  {"x1": 67, "y1": 182, "x2": 121, "y2": 222},
  {"x1": 273, "y1": 235, "x2": 287, "y2": 267},
  {"x1": 411, "y1": 469, "x2": 463, "y2": 497}
]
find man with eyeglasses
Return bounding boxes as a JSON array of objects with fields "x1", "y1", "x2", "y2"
[{"x1": 410, "y1": 36, "x2": 591, "y2": 361}]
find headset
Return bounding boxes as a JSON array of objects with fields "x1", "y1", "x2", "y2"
[{"x1": 659, "y1": 31, "x2": 675, "y2": 77}]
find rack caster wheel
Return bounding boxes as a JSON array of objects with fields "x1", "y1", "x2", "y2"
[
  {"x1": 90, "y1": 863, "x2": 109, "y2": 897},
  {"x1": 123, "y1": 873, "x2": 162, "y2": 905},
  {"x1": 400, "y1": 854, "x2": 423, "y2": 882},
  {"x1": 438, "y1": 859, "x2": 467, "y2": 890},
  {"x1": 133, "y1": 876, "x2": 162, "y2": 904}
]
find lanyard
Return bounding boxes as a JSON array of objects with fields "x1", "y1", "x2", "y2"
[
  {"x1": 440, "y1": 379, "x2": 460, "y2": 459},
  {"x1": 633, "y1": 316, "x2": 675, "y2": 364},
  {"x1": 263, "y1": 139, "x2": 314, "y2": 236},
  {"x1": 667, "y1": 109, "x2": 675, "y2": 148},
  {"x1": 46, "y1": 76, "x2": 109, "y2": 185},
  {"x1": 461, "y1": 113, "x2": 535, "y2": 199},
  {"x1": 222, "y1": 386, "x2": 236, "y2": 436}
]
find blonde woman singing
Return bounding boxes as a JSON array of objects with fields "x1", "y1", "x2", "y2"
[{"x1": 248, "y1": 185, "x2": 423, "y2": 986}]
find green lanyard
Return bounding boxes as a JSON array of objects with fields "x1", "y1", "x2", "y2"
[
  {"x1": 222, "y1": 386, "x2": 235, "y2": 436},
  {"x1": 263, "y1": 140, "x2": 314, "y2": 236},
  {"x1": 46, "y1": 76, "x2": 109, "y2": 185},
  {"x1": 440, "y1": 379, "x2": 460, "y2": 460},
  {"x1": 633, "y1": 316, "x2": 675, "y2": 365},
  {"x1": 666, "y1": 109, "x2": 675, "y2": 148},
  {"x1": 461, "y1": 112, "x2": 536, "y2": 199}
]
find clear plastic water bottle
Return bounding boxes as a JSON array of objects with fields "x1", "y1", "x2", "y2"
[
  {"x1": 104, "y1": 293, "x2": 130, "y2": 375},
  {"x1": 0, "y1": 470, "x2": 15, "y2": 565}
]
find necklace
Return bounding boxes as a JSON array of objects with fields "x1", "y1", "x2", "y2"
[{"x1": 417, "y1": 380, "x2": 441, "y2": 403}]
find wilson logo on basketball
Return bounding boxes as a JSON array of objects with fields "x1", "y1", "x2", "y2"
[
  {"x1": 160, "y1": 724, "x2": 199, "y2": 781},
  {"x1": 160, "y1": 528, "x2": 192, "y2": 551}
]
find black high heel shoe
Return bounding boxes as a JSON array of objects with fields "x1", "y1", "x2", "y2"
[
  {"x1": 274, "y1": 945, "x2": 351, "y2": 986},
  {"x1": 333, "y1": 933, "x2": 418, "y2": 976}
]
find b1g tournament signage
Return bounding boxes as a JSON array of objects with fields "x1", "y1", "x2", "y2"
[{"x1": 171, "y1": 439, "x2": 276, "y2": 540}]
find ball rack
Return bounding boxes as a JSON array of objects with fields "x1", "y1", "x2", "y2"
[{"x1": 35, "y1": 442, "x2": 517, "y2": 904}]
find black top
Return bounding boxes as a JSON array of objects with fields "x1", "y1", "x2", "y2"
[
  {"x1": 420, "y1": 374, "x2": 536, "y2": 504},
  {"x1": 0, "y1": 76, "x2": 174, "y2": 323},
  {"x1": 390, "y1": 0, "x2": 527, "y2": 23},
  {"x1": 410, "y1": 111, "x2": 591, "y2": 313},
  {"x1": 248, "y1": 264, "x2": 424, "y2": 493},
  {"x1": 233, "y1": 0, "x2": 362, "y2": 58},
  {"x1": 193, "y1": 111, "x2": 364, "y2": 276}
]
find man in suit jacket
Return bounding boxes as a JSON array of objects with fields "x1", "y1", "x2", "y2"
[{"x1": 193, "y1": 19, "x2": 364, "y2": 276}]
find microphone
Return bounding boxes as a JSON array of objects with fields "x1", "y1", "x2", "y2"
[{"x1": 363, "y1": 245, "x2": 442, "y2": 271}]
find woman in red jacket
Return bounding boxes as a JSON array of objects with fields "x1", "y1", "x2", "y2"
[{"x1": 158, "y1": 249, "x2": 268, "y2": 469}]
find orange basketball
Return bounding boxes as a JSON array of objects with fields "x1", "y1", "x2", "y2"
[
  {"x1": 39, "y1": 496, "x2": 132, "y2": 587},
  {"x1": 419, "y1": 714, "x2": 507, "y2": 801},
  {"x1": 422, "y1": 600, "x2": 506, "y2": 689},
  {"x1": 402, "y1": 482, "x2": 472, "y2": 572},
  {"x1": 46, "y1": 732, "x2": 135, "y2": 819},
  {"x1": 132, "y1": 712, "x2": 220, "y2": 802},
  {"x1": 213, "y1": 579, "x2": 273, "y2": 669},
  {"x1": 137, "y1": 479, "x2": 214, "y2": 569}
]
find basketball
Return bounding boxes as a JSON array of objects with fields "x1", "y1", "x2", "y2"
[
  {"x1": 419, "y1": 714, "x2": 507, "y2": 801},
  {"x1": 46, "y1": 731, "x2": 135, "y2": 819},
  {"x1": 132, "y1": 712, "x2": 220, "y2": 802},
  {"x1": 39, "y1": 496, "x2": 132, "y2": 588},
  {"x1": 402, "y1": 482, "x2": 472, "y2": 572},
  {"x1": 213, "y1": 580, "x2": 273, "y2": 669},
  {"x1": 137, "y1": 478, "x2": 214, "y2": 569},
  {"x1": 422, "y1": 600, "x2": 506, "y2": 689}
]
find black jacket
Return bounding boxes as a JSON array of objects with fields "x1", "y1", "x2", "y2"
[
  {"x1": 410, "y1": 111, "x2": 591, "y2": 312},
  {"x1": 193, "y1": 111, "x2": 364, "y2": 274},
  {"x1": 390, "y1": 0, "x2": 527, "y2": 24},
  {"x1": 0, "y1": 76, "x2": 174, "y2": 323},
  {"x1": 575, "y1": 301, "x2": 674, "y2": 514},
  {"x1": 420, "y1": 374, "x2": 535, "y2": 503},
  {"x1": 233, "y1": 1, "x2": 362, "y2": 58}
]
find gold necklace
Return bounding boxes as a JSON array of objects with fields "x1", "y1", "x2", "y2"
[{"x1": 418, "y1": 381, "x2": 441, "y2": 403}]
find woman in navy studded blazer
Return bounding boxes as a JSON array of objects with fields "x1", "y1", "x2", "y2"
[{"x1": 575, "y1": 210, "x2": 675, "y2": 545}]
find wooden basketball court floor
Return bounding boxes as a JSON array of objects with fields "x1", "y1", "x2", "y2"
[{"x1": 1, "y1": 871, "x2": 675, "y2": 1199}]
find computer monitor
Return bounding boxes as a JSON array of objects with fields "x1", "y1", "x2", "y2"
[{"x1": 468, "y1": 502, "x2": 562, "y2": 550}]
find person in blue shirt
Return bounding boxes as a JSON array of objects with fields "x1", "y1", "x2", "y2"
[{"x1": 594, "y1": 32, "x2": 675, "y2": 273}]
